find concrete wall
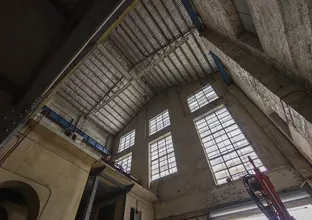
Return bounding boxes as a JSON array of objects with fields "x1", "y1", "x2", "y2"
[
  {"x1": 201, "y1": 30, "x2": 312, "y2": 167},
  {"x1": 47, "y1": 95, "x2": 113, "y2": 149},
  {"x1": 192, "y1": 0, "x2": 261, "y2": 50},
  {"x1": 155, "y1": 166, "x2": 301, "y2": 219},
  {"x1": 0, "y1": 121, "x2": 100, "y2": 220},
  {"x1": 192, "y1": 0, "x2": 312, "y2": 93},
  {"x1": 247, "y1": 0, "x2": 312, "y2": 92},
  {"x1": 193, "y1": 0, "x2": 242, "y2": 38},
  {"x1": 112, "y1": 73, "x2": 309, "y2": 219},
  {"x1": 124, "y1": 193, "x2": 154, "y2": 220}
]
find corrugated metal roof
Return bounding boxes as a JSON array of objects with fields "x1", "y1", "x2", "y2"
[{"x1": 54, "y1": 0, "x2": 217, "y2": 135}]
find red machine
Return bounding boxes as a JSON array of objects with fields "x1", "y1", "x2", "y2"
[{"x1": 243, "y1": 157, "x2": 295, "y2": 220}]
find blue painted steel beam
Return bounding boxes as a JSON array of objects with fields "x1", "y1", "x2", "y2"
[
  {"x1": 210, "y1": 51, "x2": 233, "y2": 85},
  {"x1": 42, "y1": 105, "x2": 111, "y2": 156},
  {"x1": 182, "y1": 0, "x2": 203, "y2": 31}
]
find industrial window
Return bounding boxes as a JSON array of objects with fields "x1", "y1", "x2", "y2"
[
  {"x1": 149, "y1": 110, "x2": 170, "y2": 135},
  {"x1": 115, "y1": 153, "x2": 132, "y2": 173},
  {"x1": 149, "y1": 134, "x2": 177, "y2": 181},
  {"x1": 195, "y1": 106, "x2": 265, "y2": 185},
  {"x1": 118, "y1": 130, "x2": 135, "y2": 152},
  {"x1": 187, "y1": 84, "x2": 218, "y2": 112}
]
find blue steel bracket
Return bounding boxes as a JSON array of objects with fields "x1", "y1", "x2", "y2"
[
  {"x1": 42, "y1": 105, "x2": 111, "y2": 156},
  {"x1": 209, "y1": 51, "x2": 233, "y2": 86},
  {"x1": 182, "y1": 0, "x2": 203, "y2": 32}
]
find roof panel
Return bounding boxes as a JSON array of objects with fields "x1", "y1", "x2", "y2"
[
  {"x1": 97, "y1": 43, "x2": 132, "y2": 80},
  {"x1": 136, "y1": 2, "x2": 167, "y2": 46},
  {"x1": 109, "y1": 33, "x2": 140, "y2": 64},
  {"x1": 79, "y1": 65, "x2": 109, "y2": 92},
  {"x1": 57, "y1": 91, "x2": 87, "y2": 114},
  {"x1": 141, "y1": 0, "x2": 174, "y2": 41},
  {"x1": 151, "y1": 0, "x2": 181, "y2": 38},
  {"x1": 169, "y1": 52, "x2": 192, "y2": 82},
  {"x1": 102, "y1": 40, "x2": 132, "y2": 72},
  {"x1": 116, "y1": 24, "x2": 146, "y2": 61},
  {"x1": 134, "y1": 78, "x2": 154, "y2": 97},
  {"x1": 93, "y1": 113, "x2": 118, "y2": 134},
  {"x1": 163, "y1": 57, "x2": 185, "y2": 84},
  {"x1": 72, "y1": 73, "x2": 103, "y2": 97},
  {"x1": 162, "y1": 0, "x2": 189, "y2": 34},
  {"x1": 125, "y1": 13, "x2": 155, "y2": 53},
  {"x1": 104, "y1": 103, "x2": 127, "y2": 125},
  {"x1": 54, "y1": 0, "x2": 216, "y2": 135},
  {"x1": 75, "y1": 69, "x2": 106, "y2": 95},
  {"x1": 61, "y1": 86, "x2": 92, "y2": 112},
  {"x1": 89, "y1": 53, "x2": 119, "y2": 83},
  {"x1": 158, "y1": 61, "x2": 179, "y2": 86},
  {"x1": 89, "y1": 114, "x2": 116, "y2": 135},
  {"x1": 114, "y1": 97, "x2": 135, "y2": 117},
  {"x1": 85, "y1": 58, "x2": 115, "y2": 87},
  {"x1": 98, "y1": 109, "x2": 122, "y2": 130},
  {"x1": 119, "y1": 92, "x2": 140, "y2": 111},
  {"x1": 69, "y1": 76, "x2": 100, "y2": 101}
]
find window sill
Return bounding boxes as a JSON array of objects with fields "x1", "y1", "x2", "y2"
[
  {"x1": 149, "y1": 171, "x2": 179, "y2": 185},
  {"x1": 214, "y1": 169, "x2": 269, "y2": 187}
]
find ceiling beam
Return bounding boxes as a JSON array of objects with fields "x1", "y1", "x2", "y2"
[
  {"x1": 86, "y1": 77, "x2": 126, "y2": 117},
  {"x1": 86, "y1": 28, "x2": 196, "y2": 116}
]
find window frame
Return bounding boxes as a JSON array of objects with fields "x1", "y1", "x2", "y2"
[
  {"x1": 149, "y1": 109, "x2": 171, "y2": 136},
  {"x1": 149, "y1": 132, "x2": 177, "y2": 182},
  {"x1": 115, "y1": 152, "x2": 132, "y2": 174},
  {"x1": 194, "y1": 105, "x2": 265, "y2": 185},
  {"x1": 187, "y1": 84, "x2": 218, "y2": 113},
  {"x1": 118, "y1": 129, "x2": 136, "y2": 153}
]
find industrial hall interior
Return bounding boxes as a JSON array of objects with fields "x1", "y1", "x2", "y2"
[{"x1": 1, "y1": 0, "x2": 312, "y2": 220}]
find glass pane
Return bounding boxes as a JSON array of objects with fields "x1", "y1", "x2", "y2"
[
  {"x1": 194, "y1": 106, "x2": 265, "y2": 185},
  {"x1": 115, "y1": 154, "x2": 132, "y2": 173},
  {"x1": 149, "y1": 110, "x2": 171, "y2": 135},
  {"x1": 149, "y1": 134, "x2": 177, "y2": 181},
  {"x1": 118, "y1": 130, "x2": 135, "y2": 152},
  {"x1": 187, "y1": 85, "x2": 219, "y2": 112}
]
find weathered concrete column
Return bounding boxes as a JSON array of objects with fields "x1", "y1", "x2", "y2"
[
  {"x1": 247, "y1": 0, "x2": 312, "y2": 91},
  {"x1": 200, "y1": 30, "x2": 312, "y2": 165},
  {"x1": 192, "y1": 0, "x2": 242, "y2": 38}
]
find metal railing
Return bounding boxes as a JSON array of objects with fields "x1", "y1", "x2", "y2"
[{"x1": 42, "y1": 105, "x2": 111, "y2": 156}]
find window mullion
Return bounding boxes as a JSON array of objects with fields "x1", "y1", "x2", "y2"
[
  {"x1": 217, "y1": 113, "x2": 249, "y2": 174},
  {"x1": 195, "y1": 106, "x2": 265, "y2": 185},
  {"x1": 149, "y1": 134, "x2": 177, "y2": 181},
  {"x1": 205, "y1": 115, "x2": 233, "y2": 181},
  {"x1": 118, "y1": 130, "x2": 136, "y2": 152},
  {"x1": 209, "y1": 144, "x2": 251, "y2": 161},
  {"x1": 187, "y1": 84, "x2": 218, "y2": 112},
  {"x1": 149, "y1": 110, "x2": 171, "y2": 135}
]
